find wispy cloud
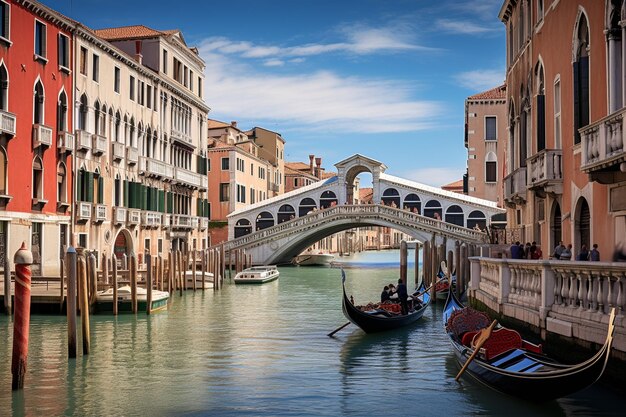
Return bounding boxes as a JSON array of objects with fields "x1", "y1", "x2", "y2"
[
  {"x1": 436, "y1": 19, "x2": 500, "y2": 35},
  {"x1": 454, "y1": 69, "x2": 505, "y2": 91},
  {"x1": 402, "y1": 167, "x2": 465, "y2": 188},
  {"x1": 448, "y1": 0, "x2": 503, "y2": 19}
]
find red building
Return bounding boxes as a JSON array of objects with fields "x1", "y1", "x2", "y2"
[{"x1": 0, "y1": 0, "x2": 74, "y2": 275}]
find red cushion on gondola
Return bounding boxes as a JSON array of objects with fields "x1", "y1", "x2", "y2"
[
  {"x1": 446, "y1": 308, "x2": 491, "y2": 338},
  {"x1": 473, "y1": 328, "x2": 522, "y2": 360},
  {"x1": 461, "y1": 331, "x2": 479, "y2": 347},
  {"x1": 379, "y1": 303, "x2": 401, "y2": 313}
]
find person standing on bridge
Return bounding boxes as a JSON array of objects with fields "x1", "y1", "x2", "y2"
[{"x1": 396, "y1": 279, "x2": 409, "y2": 315}]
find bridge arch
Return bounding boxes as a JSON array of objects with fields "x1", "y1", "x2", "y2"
[
  {"x1": 382, "y1": 188, "x2": 401, "y2": 207},
  {"x1": 298, "y1": 198, "x2": 317, "y2": 216},
  {"x1": 445, "y1": 204, "x2": 464, "y2": 226},
  {"x1": 424, "y1": 200, "x2": 443, "y2": 219},
  {"x1": 256, "y1": 211, "x2": 274, "y2": 230},
  {"x1": 319, "y1": 190, "x2": 338, "y2": 209},
  {"x1": 277, "y1": 204, "x2": 296, "y2": 223},
  {"x1": 403, "y1": 193, "x2": 421, "y2": 213},
  {"x1": 235, "y1": 219, "x2": 252, "y2": 238},
  {"x1": 467, "y1": 210, "x2": 487, "y2": 230}
]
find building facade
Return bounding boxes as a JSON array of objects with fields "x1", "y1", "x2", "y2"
[
  {"x1": 244, "y1": 127, "x2": 285, "y2": 197},
  {"x1": 464, "y1": 84, "x2": 507, "y2": 205},
  {"x1": 0, "y1": 0, "x2": 74, "y2": 275},
  {"x1": 500, "y1": 0, "x2": 624, "y2": 260}
]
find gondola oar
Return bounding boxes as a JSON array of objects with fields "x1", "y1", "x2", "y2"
[
  {"x1": 412, "y1": 276, "x2": 447, "y2": 298},
  {"x1": 455, "y1": 319, "x2": 497, "y2": 382},
  {"x1": 327, "y1": 322, "x2": 350, "y2": 337}
]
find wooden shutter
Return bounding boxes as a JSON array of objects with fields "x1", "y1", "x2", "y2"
[
  {"x1": 573, "y1": 61, "x2": 580, "y2": 144},
  {"x1": 537, "y1": 94, "x2": 545, "y2": 151},
  {"x1": 87, "y1": 172, "x2": 94, "y2": 203},
  {"x1": 158, "y1": 190, "x2": 165, "y2": 213}
]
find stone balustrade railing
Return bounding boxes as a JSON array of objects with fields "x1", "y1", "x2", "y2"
[{"x1": 469, "y1": 257, "x2": 625, "y2": 351}]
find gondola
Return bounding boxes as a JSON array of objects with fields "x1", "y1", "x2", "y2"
[
  {"x1": 443, "y1": 289, "x2": 616, "y2": 401},
  {"x1": 436, "y1": 262, "x2": 456, "y2": 300},
  {"x1": 341, "y1": 271, "x2": 431, "y2": 334}
]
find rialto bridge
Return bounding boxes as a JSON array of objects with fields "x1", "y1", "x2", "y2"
[{"x1": 223, "y1": 155, "x2": 505, "y2": 265}]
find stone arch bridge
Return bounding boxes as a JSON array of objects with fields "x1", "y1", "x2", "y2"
[{"x1": 223, "y1": 154, "x2": 504, "y2": 265}]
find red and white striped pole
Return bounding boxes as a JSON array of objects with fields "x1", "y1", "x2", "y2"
[{"x1": 12, "y1": 242, "x2": 33, "y2": 390}]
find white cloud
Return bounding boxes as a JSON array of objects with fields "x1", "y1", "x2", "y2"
[
  {"x1": 199, "y1": 47, "x2": 442, "y2": 134},
  {"x1": 436, "y1": 19, "x2": 500, "y2": 35},
  {"x1": 401, "y1": 167, "x2": 465, "y2": 188},
  {"x1": 263, "y1": 59, "x2": 285, "y2": 67},
  {"x1": 454, "y1": 69, "x2": 505, "y2": 92}
]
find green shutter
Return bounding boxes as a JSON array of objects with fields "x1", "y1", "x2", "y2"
[
  {"x1": 87, "y1": 172, "x2": 94, "y2": 203},
  {"x1": 98, "y1": 177, "x2": 104, "y2": 204},
  {"x1": 158, "y1": 190, "x2": 165, "y2": 213},
  {"x1": 166, "y1": 192, "x2": 173, "y2": 214},
  {"x1": 77, "y1": 171, "x2": 83, "y2": 201},
  {"x1": 123, "y1": 180, "x2": 128, "y2": 207}
]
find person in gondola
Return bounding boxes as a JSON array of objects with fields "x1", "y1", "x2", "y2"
[
  {"x1": 388, "y1": 283, "x2": 397, "y2": 299},
  {"x1": 396, "y1": 278, "x2": 409, "y2": 315},
  {"x1": 381, "y1": 286, "x2": 391, "y2": 303}
]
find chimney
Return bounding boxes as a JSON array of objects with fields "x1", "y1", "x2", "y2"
[
  {"x1": 315, "y1": 157, "x2": 322, "y2": 179},
  {"x1": 309, "y1": 155, "x2": 315, "y2": 174},
  {"x1": 231, "y1": 121, "x2": 237, "y2": 128},
  {"x1": 134, "y1": 40, "x2": 143, "y2": 64}
]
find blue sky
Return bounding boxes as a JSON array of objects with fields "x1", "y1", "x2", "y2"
[{"x1": 45, "y1": 0, "x2": 505, "y2": 187}]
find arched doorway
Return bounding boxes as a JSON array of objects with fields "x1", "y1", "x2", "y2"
[
  {"x1": 319, "y1": 190, "x2": 338, "y2": 209},
  {"x1": 113, "y1": 230, "x2": 133, "y2": 267},
  {"x1": 256, "y1": 211, "x2": 274, "y2": 230},
  {"x1": 551, "y1": 201, "x2": 562, "y2": 250},
  {"x1": 575, "y1": 197, "x2": 590, "y2": 251},
  {"x1": 277, "y1": 204, "x2": 296, "y2": 223},
  {"x1": 381, "y1": 188, "x2": 400, "y2": 207},
  {"x1": 235, "y1": 219, "x2": 252, "y2": 238}
]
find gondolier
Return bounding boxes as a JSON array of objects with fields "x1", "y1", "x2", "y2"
[{"x1": 396, "y1": 279, "x2": 408, "y2": 315}]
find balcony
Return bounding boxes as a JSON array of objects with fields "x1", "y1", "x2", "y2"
[
  {"x1": 126, "y1": 146, "x2": 139, "y2": 165},
  {"x1": 92, "y1": 134, "x2": 107, "y2": 156},
  {"x1": 170, "y1": 127, "x2": 193, "y2": 147},
  {"x1": 76, "y1": 201, "x2": 92, "y2": 223},
  {"x1": 76, "y1": 129, "x2": 91, "y2": 152},
  {"x1": 57, "y1": 131, "x2": 74, "y2": 154},
  {"x1": 127, "y1": 209, "x2": 141, "y2": 226},
  {"x1": 139, "y1": 156, "x2": 174, "y2": 179},
  {"x1": 141, "y1": 211, "x2": 162, "y2": 228},
  {"x1": 0, "y1": 110, "x2": 16, "y2": 137},
  {"x1": 580, "y1": 107, "x2": 626, "y2": 184},
  {"x1": 526, "y1": 149, "x2": 563, "y2": 196},
  {"x1": 504, "y1": 166, "x2": 527, "y2": 205},
  {"x1": 112, "y1": 142, "x2": 125, "y2": 162},
  {"x1": 113, "y1": 206, "x2": 127, "y2": 225},
  {"x1": 171, "y1": 214, "x2": 193, "y2": 229},
  {"x1": 162, "y1": 214, "x2": 171, "y2": 229},
  {"x1": 200, "y1": 217, "x2": 208, "y2": 230},
  {"x1": 94, "y1": 203, "x2": 107, "y2": 223},
  {"x1": 191, "y1": 216, "x2": 199, "y2": 229},
  {"x1": 270, "y1": 182, "x2": 280, "y2": 192},
  {"x1": 33, "y1": 124, "x2": 53, "y2": 148},
  {"x1": 173, "y1": 167, "x2": 206, "y2": 190}
]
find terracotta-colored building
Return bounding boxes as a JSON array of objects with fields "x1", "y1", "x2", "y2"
[
  {"x1": 284, "y1": 154, "x2": 326, "y2": 192},
  {"x1": 441, "y1": 179, "x2": 465, "y2": 195},
  {"x1": 500, "y1": 0, "x2": 625, "y2": 260},
  {"x1": 0, "y1": 0, "x2": 74, "y2": 275},
  {"x1": 464, "y1": 84, "x2": 507, "y2": 205}
]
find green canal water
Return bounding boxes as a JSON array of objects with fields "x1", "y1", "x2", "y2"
[{"x1": 1, "y1": 249, "x2": 624, "y2": 416}]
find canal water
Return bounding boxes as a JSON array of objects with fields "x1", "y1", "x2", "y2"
[{"x1": 1, "y1": 249, "x2": 624, "y2": 416}]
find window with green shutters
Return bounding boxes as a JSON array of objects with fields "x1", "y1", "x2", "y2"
[
  {"x1": 97, "y1": 176, "x2": 104, "y2": 204},
  {"x1": 166, "y1": 192, "x2": 173, "y2": 214},
  {"x1": 86, "y1": 172, "x2": 94, "y2": 203},
  {"x1": 158, "y1": 190, "x2": 165, "y2": 213}
]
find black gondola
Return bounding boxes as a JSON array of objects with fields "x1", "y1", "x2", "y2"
[
  {"x1": 341, "y1": 272, "x2": 431, "y2": 334},
  {"x1": 443, "y1": 289, "x2": 616, "y2": 401}
]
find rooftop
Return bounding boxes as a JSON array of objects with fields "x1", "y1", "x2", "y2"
[
  {"x1": 467, "y1": 84, "x2": 506, "y2": 101},
  {"x1": 95, "y1": 25, "x2": 179, "y2": 41}
]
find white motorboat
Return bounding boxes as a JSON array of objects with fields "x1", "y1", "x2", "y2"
[
  {"x1": 293, "y1": 251, "x2": 335, "y2": 266},
  {"x1": 233, "y1": 266, "x2": 280, "y2": 284},
  {"x1": 95, "y1": 285, "x2": 169, "y2": 313},
  {"x1": 185, "y1": 270, "x2": 214, "y2": 289}
]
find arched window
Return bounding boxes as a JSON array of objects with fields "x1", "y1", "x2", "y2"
[
  {"x1": 424, "y1": 200, "x2": 442, "y2": 219},
  {"x1": 57, "y1": 163, "x2": 67, "y2": 204},
  {"x1": 235, "y1": 219, "x2": 252, "y2": 238},
  {"x1": 535, "y1": 61, "x2": 545, "y2": 151},
  {"x1": 520, "y1": 85, "x2": 529, "y2": 167},
  {"x1": 0, "y1": 146, "x2": 7, "y2": 195},
  {"x1": 130, "y1": 117, "x2": 136, "y2": 148},
  {"x1": 277, "y1": 204, "x2": 296, "y2": 223},
  {"x1": 576, "y1": 197, "x2": 590, "y2": 251},
  {"x1": 607, "y1": 1, "x2": 623, "y2": 112},
  {"x1": 467, "y1": 210, "x2": 487, "y2": 230},
  {"x1": 299, "y1": 197, "x2": 317, "y2": 217},
  {"x1": 551, "y1": 201, "x2": 562, "y2": 250},
  {"x1": 255, "y1": 211, "x2": 274, "y2": 230},
  {"x1": 33, "y1": 80, "x2": 44, "y2": 124},
  {"x1": 115, "y1": 111, "x2": 121, "y2": 142},
  {"x1": 78, "y1": 94, "x2": 88, "y2": 130},
  {"x1": 0, "y1": 64, "x2": 8, "y2": 111},
  {"x1": 403, "y1": 193, "x2": 421, "y2": 213},
  {"x1": 57, "y1": 90, "x2": 67, "y2": 132},
  {"x1": 319, "y1": 190, "x2": 338, "y2": 209},
  {"x1": 94, "y1": 100, "x2": 101, "y2": 135},
  {"x1": 485, "y1": 151, "x2": 497, "y2": 183},
  {"x1": 445, "y1": 205, "x2": 464, "y2": 227},
  {"x1": 508, "y1": 102, "x2": 516, "y2": 173},
  {"x1": 381, "y1": 188, "x2": 400, "y2": 208},
  {"x1": 573, "y1": 13, "x2": 590, "y2": 144},
  {"x1": 32, "y1": 156, "x2": 44, "y2": 200},
  {"x1": 114, "y1": 174, "x2": 122, "y2": 206}
]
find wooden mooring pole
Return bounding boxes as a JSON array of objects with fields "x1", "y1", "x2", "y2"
[
  {"x1": 66, "y1": 247, "x2": 77, "y2": 358},
  {"x1": 4, "y1": 255, "x2": 11, "y2": 315},
  {"x1": 414, "y1": 243, "x2": 420, "y2": 287},
  {"x1": 78, "y1": 254, "x2": 90, "y2": 355},
  {"x1": 146, "y1": 255, "x2": 152, "y2": 315},
  {"x1": 112, "y1": 256, "x2": 118, "y2": 316},
  {"x1": 192, "y1": 248, "x2": 197, "y2": 292},
  {"x1": 130, "y1": 253, "x2": 138, "y2": 314},
  {"x1": 11, "y1": 243, "x2": 32, "y2": 390},
  {"x1": 400, "y1": 240, "x2": 407, "y2": 284},
  {"x1": 88, "y1": 252, "x2": 97, "y2": 308}
]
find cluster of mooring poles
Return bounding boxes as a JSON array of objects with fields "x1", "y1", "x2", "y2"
[
  {"x1": 397, "y1": 237, "x2": 477, "y2": 302},
  {"x1": 228, "y1": 248, "x2": 252, "y2": 278}
]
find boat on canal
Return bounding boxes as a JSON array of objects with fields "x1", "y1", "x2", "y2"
[
  {"x1": 443, "y1": 289, "x2": 616, "y2": 401},
  {"x1": 185, "y1": 270, "x2": 214, "y2": 289},
  {"x1": 293, "y1": 250, "x2": 335, "y2": 266},
  {"x1": 234, "y1": 265, "x2": 280, "y2": 284},
  {"x1": 341, "y1": 271, "x2": 431, "y2": 333},
  {"x1": 95, "y1": 285, "x2": 169, "y2": 313}
]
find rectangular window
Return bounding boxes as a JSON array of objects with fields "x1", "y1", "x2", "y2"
[
  {"x1": 207, "y1": 159, "x2": 211, "y2": 171},
  {"x1": 79, "y1": 46, "x2": 87, "y2": 75},
  {"x1": 138, "y1": 80, "x2": 144, "y2": 105},
  {"x1": 0, "y1": 1, "x2": 10, "y2": 40},
  {"x1": 221, "y1": 157, "x2": 229, "y2": 170},
  {"x1": 58, "y1": 34, "x2": 69, "y2": 69},
  {"x1": 250, "y1": 163, "x2": 254, "y2": 175},
  {"x1": 554, "y1": 78, "x2": 561, "y2": 149},
  {"x1": 219, "y1": 183, "x2": 230, "y2": 202},
  {"x1": 485, "y1": 116, "x2": 496, "y2": 141},
  {"x1": 236, "y1": 158, "x2": 244, "y2": 172},
  {"x1": 236, "y1": 184, "x2": 246, "y2": 203},
  {"x1": 486, "y1": 161, "x2": 497, "y2": 182},
  {"x1": 198, "y1": 77, "x2": 202, "y2": 98},
  {"x1": 78, "y1": 233, "x2": 87, "y2": 249},
  {"x1": 129, "y1": 75, "x2": 135, "y2": 100},
  {"x1": 173, "y1": 58, "x2": 182, "y2": 83},
  {"x1": 34, "y1": 20, "x2": 46, "y2": 58},
  {"x1": 183, "y1": 65, "x2": 188, "y2": 87},
  {"x1": 92, "y1": 54, "x2": 99, "y2": 82},
  {"x1": 189, "y1": 70, "x2": 194, "y2": 91},
  {"x1": 114, "y1": 67, "x2": 120, "y2": 93},
  {"x1": 250, "y1": 188, "x2": 255, "y2": 204},
  {"x1": 147, "y1": 85, "x2": 152, "y2": 109},
  {"x1": 162, "y1": 49, "x2": 168, "y2": 74}
]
